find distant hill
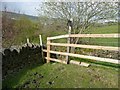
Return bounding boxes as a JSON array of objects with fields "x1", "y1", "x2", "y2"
[{"x1": 2, "y1": 11, "x2": 38, "y2": 21}]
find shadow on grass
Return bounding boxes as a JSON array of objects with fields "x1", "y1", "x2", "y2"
[{"x1": 2, "y1": 63, "x2": 44, "y2": 89}]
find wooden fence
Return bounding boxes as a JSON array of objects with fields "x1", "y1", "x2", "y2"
[{"x1": 43, "y1": 34, "x2": 120, "y2": 64}]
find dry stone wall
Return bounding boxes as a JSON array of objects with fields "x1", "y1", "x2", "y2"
[{"x1": 2, "y1": 44, "x2": 44, "y2": 79}]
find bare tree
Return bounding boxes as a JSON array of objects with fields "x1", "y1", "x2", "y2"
[
  {"x1": 39, "y1": 2, "x2": 118, "y2": 39},
  {"x1": 38, "y1": 2, "x2": 118, "y2": 52}
]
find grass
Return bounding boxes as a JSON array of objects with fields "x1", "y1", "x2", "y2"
[
  {"x1": 89, "y1": 24, "x2": 118, "y2": 34},
  {"x1": 80, "y1": 24, "x2": 119, "y2": 47},
  {"x1": 3, "y1": 63, "x2": 119, "y2": 88},
  {"x1": 80, "y1": 38, "x2": 119, "y2": 47}
]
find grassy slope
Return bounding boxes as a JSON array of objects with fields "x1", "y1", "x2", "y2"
[{"x1": 3, "y1": 63, "x2": 118, "y2": 88}]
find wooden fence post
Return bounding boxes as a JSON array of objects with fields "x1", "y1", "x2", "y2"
[
  {"x1": 39, "y1": 35, "x2": 42, "y2": 46},
  {"x1": 27, "y1": 38, "x2": 30, "y2": 44},
  {"x1": 39, "y1": 35, "x2": 44, "y2": 63},
  {"x1": 47, "y1": 40, "x2": 50, "y2": 63},
  {"x1": 66, "y1": 26, "x2": 71, "y2": 64}
]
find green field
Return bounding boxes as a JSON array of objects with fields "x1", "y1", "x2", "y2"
[
  {"x1": 3, "y1": 63, "x2": 119, "y2": 88},
  {"x1": 90, "y1": 24, "x2": 118, "y2": 34},
  {"x1": 81, "y1": 24, "x2": 119, "y2": 47}
]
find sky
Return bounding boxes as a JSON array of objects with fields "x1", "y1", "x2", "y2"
[
  {"x1": 1, "y1": 1, "x2": 42, "y2": 16},
  {"x1": 1, "y1": 0, "x2": 118, "y2": 16}
]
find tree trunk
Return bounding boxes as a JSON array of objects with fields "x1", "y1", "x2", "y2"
[
  {"x1": 71, "y1": 47, "x2": 75, "y2": 53},
  {"x1": 70, "y1": 27, "x2": 85, "y2": 53}
]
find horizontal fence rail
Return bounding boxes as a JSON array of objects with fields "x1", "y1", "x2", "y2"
[
  {"x1": 44, "y1": 50, "x2": 119, "y2": 64},
  {"x1": 70, "y1": 34, "x2": 120, "y2": 38},
  {"x1": 49, "y1": 43, "x2": 119, "y2": 51},
  {"x1": 47, "y1": 34, "x2": 120, "y2": 40},
  {"x1": 47, "y1": 34, "x2": 69, "y2": 40}
]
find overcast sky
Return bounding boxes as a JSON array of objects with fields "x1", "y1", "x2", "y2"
[
  {"x1": 1, "y1": 1, "x2": 42, "y2": 16},
  {"x1": 1, "y1": 0, "x2": 118, "y2": 16}
]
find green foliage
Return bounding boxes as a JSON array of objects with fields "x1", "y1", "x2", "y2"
[
  {"x1": 3, "y1": 16, "x2": 43, "y2": 47},
  {"x1": 14, "y1": 16, "x2": 39, "y2": 42}
]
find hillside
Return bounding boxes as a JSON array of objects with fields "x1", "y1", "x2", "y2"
[
  {"x1": 2, "y1": 11, "x2": 118, "y2": 47},
  {"x1": 2, "y1": 11, "x2": 38, "y2": 21}
]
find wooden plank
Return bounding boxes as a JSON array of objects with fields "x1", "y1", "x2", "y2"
[
  {"x1": 70, "y1": 60, "x2": 90, "y2": 67},
  {"x1": 70, "y1": 60, "x2": 80, "y2": 65},
  {"x1": 49, "y1": 50, "x2": 119, "y2": 64},
  {"x1": 45, "y1": 57, "x2": 67, "y2": 64},
  {"x1": 70, "y1": 34, "x2": 120, "y2": 38},
  {"x1": 80, "y1": 62, "x2": 90, "y2": 67},
  {"x1": 47, "y1": 40, "x2": 50, "y2": 63},
  {"x1": 47, "y1": 34, "x2": 69, "y2": 40},
  {"x1": 49, "y1": 43, "x2": 119, "y2": 51},
  {"x1": 47, "y1": 34, "x2": 119, "y2": 40}
]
